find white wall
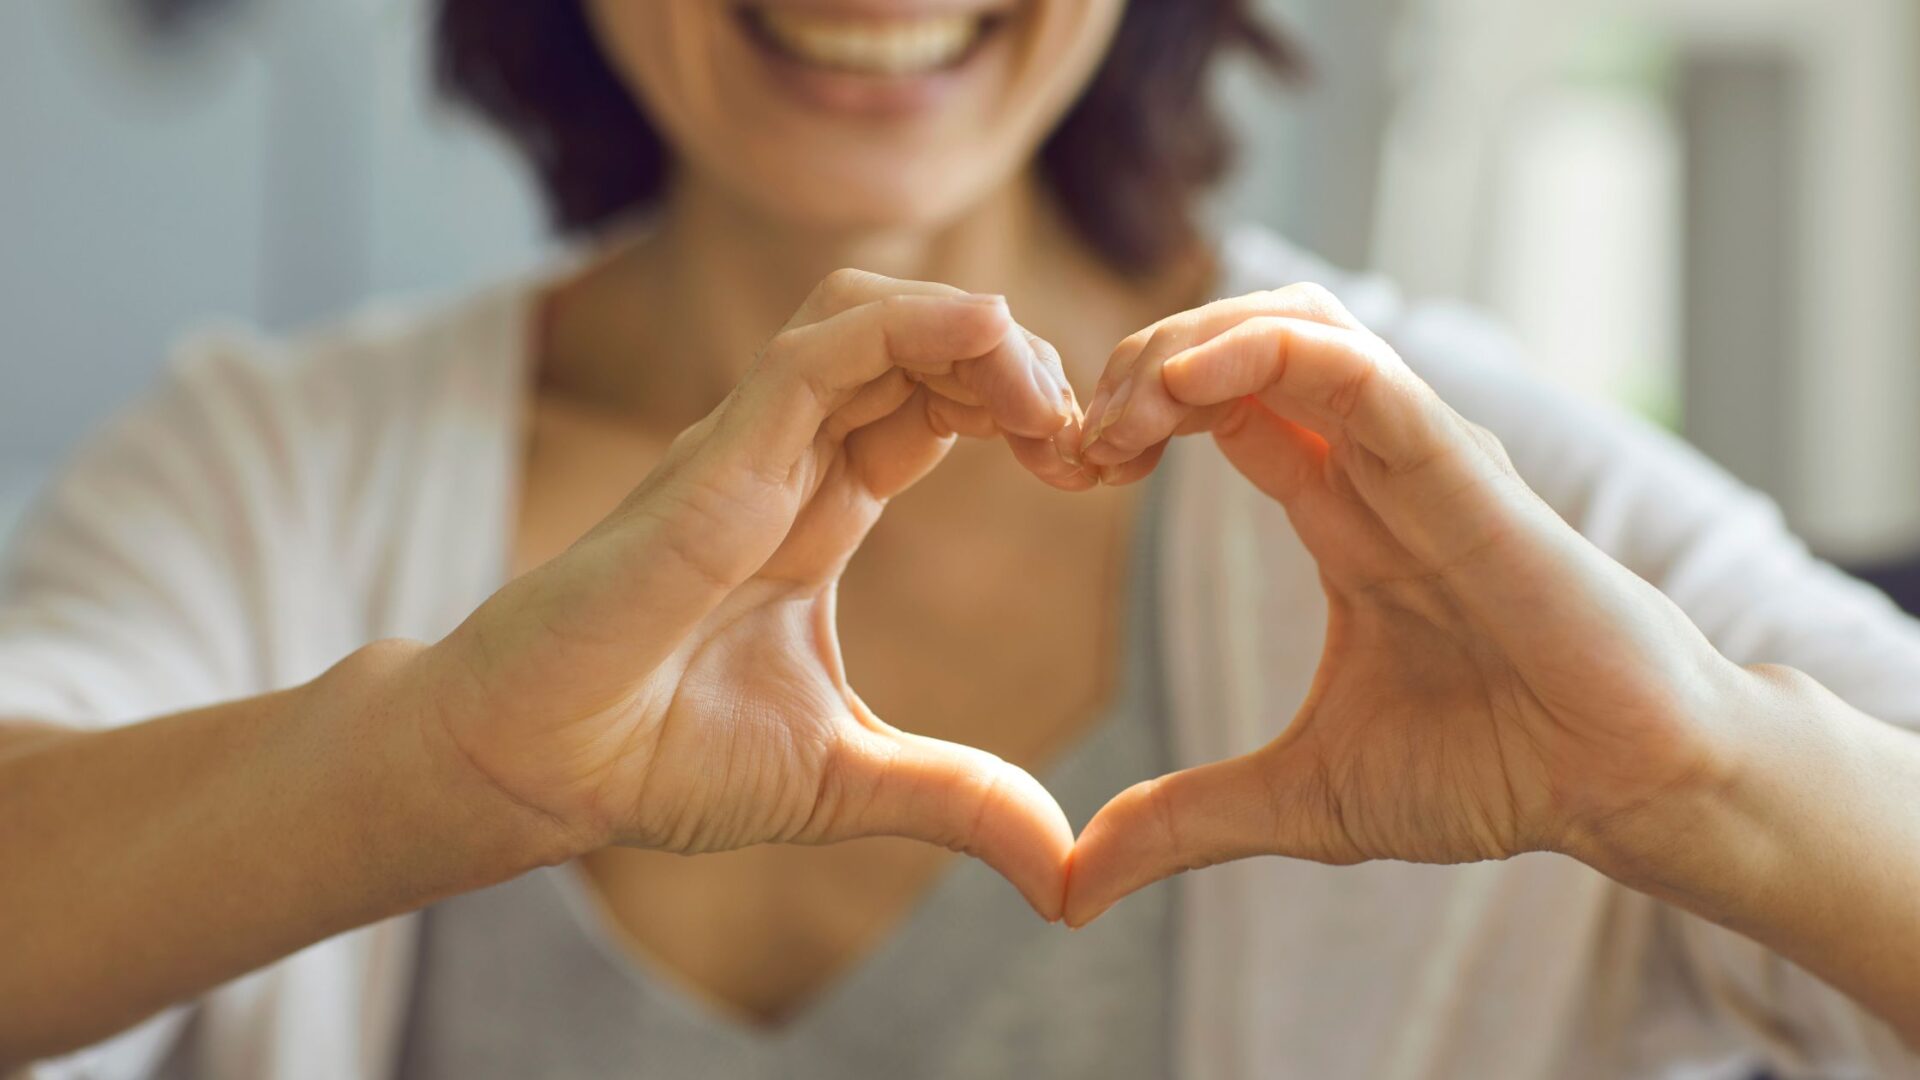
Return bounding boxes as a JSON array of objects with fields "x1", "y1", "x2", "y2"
[
  {"x1": 0, "y1": 4, "x2": 270, "y2": 465},
  {"x1": 0, "y1": 0, "x2": 547, "y2": 486},
  {"x1": 1367, "y1": 0, "x2": 1920, "y2": 560}
]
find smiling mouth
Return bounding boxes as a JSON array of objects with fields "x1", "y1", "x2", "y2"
[{"x1": 740, "y1": 6, "x2": 1004, "y2": 77}]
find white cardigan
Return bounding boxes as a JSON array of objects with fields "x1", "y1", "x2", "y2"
[{"x1": 6, "y1": 227, "x2": 1918, "y2": 1079}]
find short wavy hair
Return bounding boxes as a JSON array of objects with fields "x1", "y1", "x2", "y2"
[{"x1": 434, "y1": 2, "x2": 1299, "y2": 274}]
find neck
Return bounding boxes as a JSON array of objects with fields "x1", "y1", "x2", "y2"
[
  {"x1": 668, "y1": 167, "x2": 1054, "y2": 304},
  {"x1": 541, "y1": 169, "x2": 1202, "y2": 426}
]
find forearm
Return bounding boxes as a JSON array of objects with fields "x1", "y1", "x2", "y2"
[
  {"x1": 0, "y1": 640, "x2": 574, "y2": 1066},
  {"x1": 1574, "y1": 663, "x2": 1920, "y2": 1046}
]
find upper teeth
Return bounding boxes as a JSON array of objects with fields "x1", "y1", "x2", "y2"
[{"x1": 756, "y1": 10, "x2": 985, "y2": 75}]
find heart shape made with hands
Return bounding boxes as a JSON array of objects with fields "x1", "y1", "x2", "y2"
[{"x1": 454, "y1": 271, "x2": 1715, "y2": 937}]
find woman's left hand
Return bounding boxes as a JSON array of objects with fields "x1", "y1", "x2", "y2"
[{"x1": 1062, "y1": 285, "x2": 1749, "y2": 924}]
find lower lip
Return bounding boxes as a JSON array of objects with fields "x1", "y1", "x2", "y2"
[{"x1": 736, "y1": 11, "x2": 1005, "y2": 118}]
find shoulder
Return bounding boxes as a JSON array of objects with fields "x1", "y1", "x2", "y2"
[
  {"x1": 22, "y1": 279, "x2": 530, "y2": 547},
  {"x1": 0, "y1": 281, "x2": 535, "y2": 714},
  {"x1": 150, "y1": 280, "x2": 531, "y2": 476}
]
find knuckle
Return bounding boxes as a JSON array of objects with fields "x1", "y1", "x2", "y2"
[
  {"x1": 960, "y1": 762, "x2": 1010, "y2": 855},
  {"x1": 1111, "y1": 326, "x2": 1156, "y2": 365},
  {"x1": 1278, "y1": 281, "x2": 1361, "y2": 329},
  {"x1": 1287, "y1": 280, "x2": 1339, "y2": 306},
  {"x1": 1322, "y1": 335, "x2": 1412, "y2": 420},
  {"x1": 1324, "y1": 355, "x2": 1379, "y2": 420},
  {"x1": 1242, "y1": 314, "x2": 1291, "y2": 340},
  {"x1": 1238, "y1": 315, "x2": 1292, "y2": 376},
  {"x1": 757, "y1": 330, "x2": 835, "y2": 408},
  {"x1": 662, "y1": 413, "x2": 715, "y2": 465},
  {"x1": 873, "y1": 293, "x2": 915, "y2": 322},
  {"x1": 758, "y1": 328, "x2": 805, "y2": 372},
  {"x1": 821, "y1": 266, "x2": 870, "y2": 295},
  {"x1": 922, "y1": 394, "x2": 978, "y2": 439},
  {"x1": 1281, "y1": 280, "x2": 1340, "y2": 316},
  {"x1": 1143, "y1": 776, "x2": 1205, "y2": 872},
  {"x1": 797, "y1": 732, "x2": 860, "y2": 843},
  {"x1": 807, "y1": 267, "x2": 875, "y2": 313},
  {"x1": 1141, "y1": 322, "x2": 1189, "y2": 363},
  {"x1": 642, "y1": 485, "x2": 759, "y2": 594},
  {"x1": 1465, "y1": 419, "x2": 1516, "y2": 469}
]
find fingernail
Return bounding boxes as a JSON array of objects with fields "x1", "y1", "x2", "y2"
[
  {"x1": 1037, "y1": 357, "x2": 1073, "y2": 413},
  {"x1": 1015, "y1": 337, "x2": 1073, "y2": 424},
  {"x1": 1062, "y1": 409, "x2": 1087, "y2": 459},
  {"x1": 1054, "y1": 434, "x2": 1083, "y2": 470},
  {"x1": 1091, "y1": 379, "x2": 1134, "y2": 441},
  {"x1": 1080, "y1": 382, "x2": 1130, "y2": 458},
  {"x1": 1047, "y1": 364, "x2": 1076, "y2": 412},
  {"x1": 1024, "y1": 362, "x2": 1067, "y2": 423},
  {"x1": 1080, "y1": 389, "x2": 1112, "y2": 445},
  {"x1": 958, "y1": 292, "x2": 1008, "y2": 308},
  {"x1": 1082, "y1": 426, "x2": 1113, "y2": 461}
]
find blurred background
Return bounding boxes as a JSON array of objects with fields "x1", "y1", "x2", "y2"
[{"x1": 3, "y1": 0, "x2": 1917, "y2": 593}]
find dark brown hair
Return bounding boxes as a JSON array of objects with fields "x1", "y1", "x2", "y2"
[{"x1": 434, "y1": 2, "x2": 1299, "y2": 274}]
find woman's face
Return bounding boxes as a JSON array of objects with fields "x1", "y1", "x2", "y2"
[{"x1": 584, "y1": 0, "x2": 1125, "y2": 231}]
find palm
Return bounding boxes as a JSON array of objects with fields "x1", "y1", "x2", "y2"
[
  {"x1": 1220, "y1": 404, "x2": 1715, "y2": 868},
  {"x1": 623, "y1": 587, "x2": 856, "y2": 852},
  {"x1": 1287, "y1": 592, "x2": 1551, "y2": 866},
  {"x1": 1308, "y1": 398, "x2": 1734, "y2": 853},
  {"x1": 600, "y1": 429, "x2": 944, "y2": 855}
]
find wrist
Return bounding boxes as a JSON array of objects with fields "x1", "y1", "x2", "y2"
[
  {"x1": 1562, "y1": 662, "x2": 1829, "y2": 921},
  {"x1": 313, "y1": 641, "x2": 585, "y2": 890},
  {"x1": 1566, "y1": 663, "x2": 1920, "y2": 1039}
]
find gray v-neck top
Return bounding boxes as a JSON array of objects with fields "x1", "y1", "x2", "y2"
[{"x1": 396, "y1": 506, "x2": 1176, "y2": 1080}]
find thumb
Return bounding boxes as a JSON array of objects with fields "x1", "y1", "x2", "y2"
[
  {"x1": 1063, "y1": 742, "x2": 1335, "y2": 927},
  {"x1": 829, "y1": 725, "x2": 1074, "y2": 921}
]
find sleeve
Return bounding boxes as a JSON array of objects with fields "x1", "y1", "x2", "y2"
[
  {"x1": 1390, "y1": 302, "x2": 1920, "y2": 1075},
  {"x1": 0, "y1": 333, "x2": 300, "y2": 1080},
  {"x1": 0, "y1": 332, "x2": 297, "y2": 728}
]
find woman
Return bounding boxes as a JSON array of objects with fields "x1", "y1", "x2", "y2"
[{"x1": 3, "y1": 1, "x2": 1917, "y2": 1076}]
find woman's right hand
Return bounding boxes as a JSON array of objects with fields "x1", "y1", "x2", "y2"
[{"x1": 420, "y1": 270, "x2": 1087, "y2": 917}]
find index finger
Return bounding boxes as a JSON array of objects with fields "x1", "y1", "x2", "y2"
[
  {"x1": 760, "y1": 268, "x2": 1083, "y2": 473},
  {"x1": 1082, "y1": 283, "x2": 1367, "y2": 438},
  {"x1": 1160, "y1": 316, "x2": 1450, "y2": 476},
  {"x1": 785, "y1": 270, "x2": 1079, "y2": 435},
  {"x1": 789, "y1": 267, "x2": 970, "y2": 323}
]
